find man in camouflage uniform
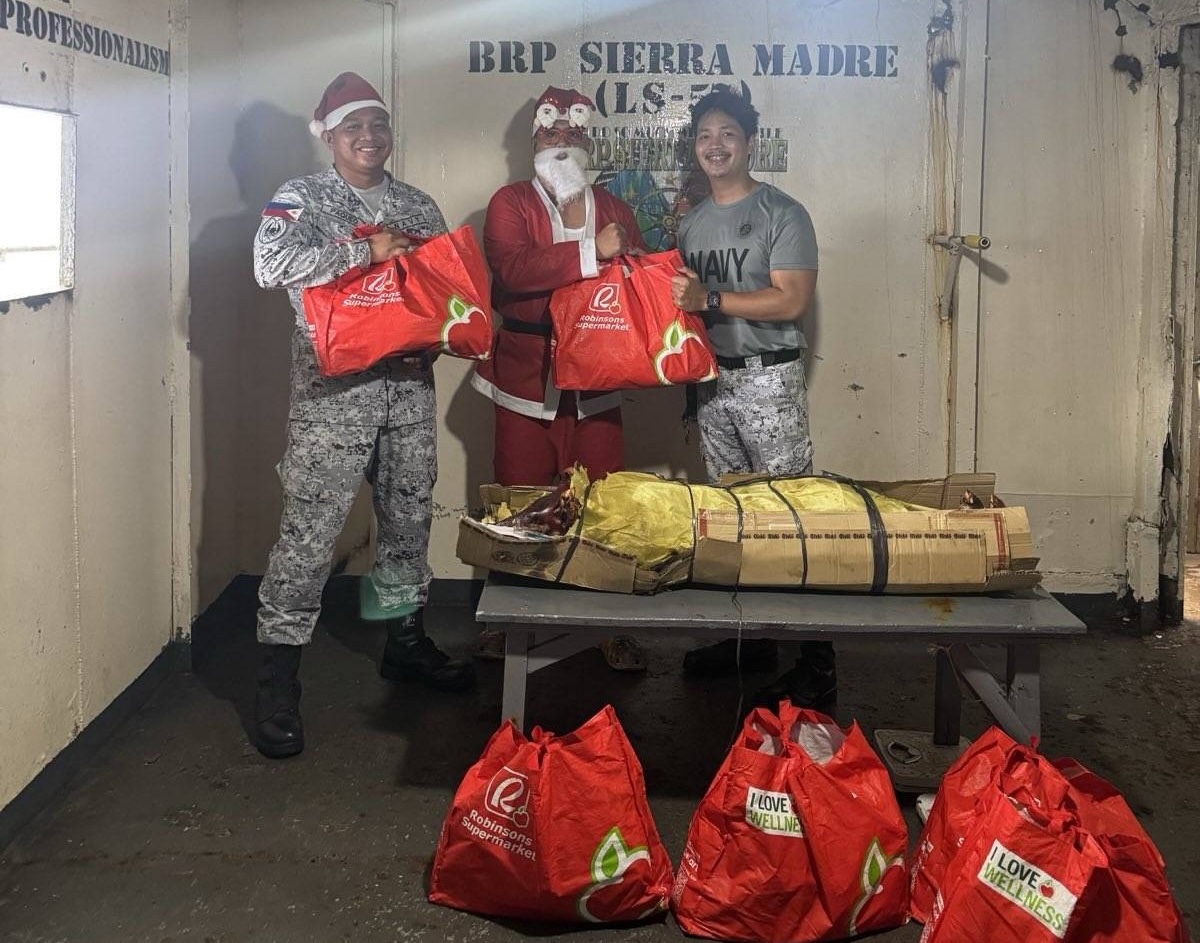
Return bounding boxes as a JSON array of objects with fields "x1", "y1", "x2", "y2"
[
  {"x1": 251, "y1": 72, "x2": 474, "y2": 760},
  {"x1": 671, "y1": 89, "x2": 834, "y2": 711}
]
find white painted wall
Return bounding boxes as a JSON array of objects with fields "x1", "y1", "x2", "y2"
[
  {"x1": 0, "y1": 0, "x2": 1193, "y2": 817},
  {"x1": 973, "y1": 0, "x2": 1150, "y2": 591},
  {"x1": 408, "y1": 0, "x2": 1186, "y2": 594},
  {"x1": 183, "y1": 0, "x2": 1196, "y2": 603},
  {"x1": 189, "y1": 0, "x2": 390, "y2": 615},
  {"x1": 188, "y1": 0, "x2": 241, "y2": 612},
  {"x1": 0, "y1": 0, "x2": 176, "y2": 809},
  {"x1": 404, "y1": 0, "x2": 950, "y2": 583}
]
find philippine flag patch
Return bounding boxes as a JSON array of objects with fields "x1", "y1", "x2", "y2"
[{"x1": 262, "y1": 201, "x2": 304, "y2": 221}]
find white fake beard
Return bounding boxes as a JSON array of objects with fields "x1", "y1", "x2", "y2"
[{"x1": 533, "y1": 147, "x2": 590, "y2": 207}]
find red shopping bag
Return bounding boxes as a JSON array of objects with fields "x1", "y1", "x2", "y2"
[
  {"x1": 788, "y1": 714, "x2": 910, "y2": 937},
  {"x1": 671, "y1": 702, "x2": 908, "y2": 943},
  {"x1": 428, "y1": 705, "x2": 673, "y2": 924},
  {"x1": 549, "y1": 250, "x2": 718, "y2": 390},
  {"x1": 301, "y1": 225, "x2": 493, "y2": 377},
  {"x1": 1053, "y1": 758, "x2": 1190, "y2": 943},
  {"x1": 911, "y1": 726, "x2": 1020, "y2": 922},
  {"x1": 919, "y1": 781, "x2": 1105, "y2": 943},
  {"x1": 916, "y1": 735, "x2": 1190, "y2": 942}
]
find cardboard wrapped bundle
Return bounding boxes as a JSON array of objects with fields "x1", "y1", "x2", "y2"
[{"x1": 456, "y1": 472, "x2": 1040, "y2": 595}]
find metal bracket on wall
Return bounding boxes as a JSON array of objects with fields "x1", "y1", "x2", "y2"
[{"x1": 931, "y1": 232, "x2": 991, "y2": 321}]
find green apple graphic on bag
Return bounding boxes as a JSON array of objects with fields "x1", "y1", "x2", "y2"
[
  {"x1": 652, "y1": 319, "x2": 716, "y2": 386},
  {"x1": 441, "y1": 294, "x2": 490, "y2": 359}
]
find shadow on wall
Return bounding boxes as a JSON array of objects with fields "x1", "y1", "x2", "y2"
[
  {"x1": 443, "y1": 98, "x2": 536, "y2": 504},
  {"x1": 191, "y1": 101, "x2": 373, "y2": 609}
]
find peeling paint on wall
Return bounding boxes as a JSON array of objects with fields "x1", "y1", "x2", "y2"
[
  {"x1": 1092, "y1": 0, "x2": 1158, "y2": 91},
  {"x1": 0, "y1": 291, "x2": 65, "y2": 315},
  {"x1": 1113, "y1": 52, "x2": 1145, "y2": 91},
  {"x1": 931, "y1": 56, "x2": 960, "y2": 94}
]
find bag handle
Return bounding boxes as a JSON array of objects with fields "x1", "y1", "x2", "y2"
[
  {"x1": 615, "y1": 249, "x2": 685, "y2": 272},
  {"x1": 996, "y1": 745, "x2": 1078, "y2": 826},
  {"x1": 745, "y1": 700, "x2": 811, "y2": 757}
]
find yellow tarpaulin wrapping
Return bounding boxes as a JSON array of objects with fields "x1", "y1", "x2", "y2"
[{"x1": 572, "y1": 470, "x2": 924, "y2": 568}]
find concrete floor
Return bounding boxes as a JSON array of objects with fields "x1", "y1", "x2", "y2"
[{"x1": 0, "y1": 576, "x2": 1197, "y2": 942}]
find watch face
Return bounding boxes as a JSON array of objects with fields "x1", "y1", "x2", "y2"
[{"x1": 706, "y1": 290, "x2": 721, "y2": 311}]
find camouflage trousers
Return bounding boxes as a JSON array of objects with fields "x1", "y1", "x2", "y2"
[
  {"x1": 256, "y1": 416, "x2": 437, "y2": 645},
  {"x1": 697, "y1": 357, "x2": 813, "y2": 480}
]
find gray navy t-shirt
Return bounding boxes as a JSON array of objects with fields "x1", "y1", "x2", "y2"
[{"x1": 677, "y1": 183, "x2": 818, "y2": 358}]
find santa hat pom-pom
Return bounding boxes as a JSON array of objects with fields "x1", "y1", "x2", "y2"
[
  {"x1": 309, "y1": 119, "x2": 326, "y2": 137},
  {"x1": 568, "y1": 102, "x2": 592, "y2": 127}
]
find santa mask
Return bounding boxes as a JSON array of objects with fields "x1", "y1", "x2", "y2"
[
  {"x1": 534, "y1": 145, "x2": 590, "y2": 206},
  {"x1": 530, "y1": 87, "x2": 596, "y2": 206}
]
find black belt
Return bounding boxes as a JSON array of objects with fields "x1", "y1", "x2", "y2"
[
  {"x1": 501, "y1": 319, "x2": 552, "y2": 337},
  {"x1": 715, "y1": 348, "x2": 801, "y2": 370}
]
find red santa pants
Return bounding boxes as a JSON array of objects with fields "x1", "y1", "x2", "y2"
[{"x1": 493, "y1": 394, "x2": 623, "y2": 486}]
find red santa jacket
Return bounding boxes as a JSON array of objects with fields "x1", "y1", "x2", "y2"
[{"x1": 471, "y1": 179, "x2": 645, "y2": 419}]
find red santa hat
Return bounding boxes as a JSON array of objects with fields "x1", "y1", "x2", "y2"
[
  {"x1": 310, "y1": 72, "x2": 387, "y2": 137},
  {"x1": 532, "y1": 86, "x2": 596, "y2": 132}
]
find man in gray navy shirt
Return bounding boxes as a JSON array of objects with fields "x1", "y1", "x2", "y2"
[{"x1": 671, "y1": 88, "x2": 835, "y2": 712}]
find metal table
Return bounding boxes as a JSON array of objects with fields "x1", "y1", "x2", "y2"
[{"x1": 476, "y1": 574, "x2": 1086, "y2": 760}]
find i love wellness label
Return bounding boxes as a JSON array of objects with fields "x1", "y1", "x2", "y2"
[
  {"x1": 976, "y1": 840, "x2": 1078, "y2": 938},
  {"x1": 745, "y1": 786, "x2": 803, "y2": 838}
]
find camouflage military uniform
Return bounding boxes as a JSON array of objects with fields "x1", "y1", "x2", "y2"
[
  {"x1": 697, "y1": 358, "x2": 813, "y2": 478},
  {"x1": 253, "y1": 168, "x2": 447, "y2": 645}
]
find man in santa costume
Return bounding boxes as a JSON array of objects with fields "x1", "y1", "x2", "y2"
[
  {"x1": 250, "y1": 72, "x2": 474, "y2": 760},
  {"x1": 470, "y1": 86, "x2": 647, "y2": 670}
]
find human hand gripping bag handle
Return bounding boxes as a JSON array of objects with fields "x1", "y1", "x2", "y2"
[
  {"x1": 549, "y1": 249, "x2": 718, "y2": 390},
  {"x1": 301, "y1": 225, "x2": 493, "y2": 377},
  {"x1": 671, "y1": 701, "x2": 908, "y2": 943},
  {"x1": 427, "y1": 704, "x2": 673, "y2": 924}
]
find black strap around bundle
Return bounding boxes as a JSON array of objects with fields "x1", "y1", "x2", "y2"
[
  {"x1": 824, "y1": 473, "x2": 890, "y2": 594},
  {"x1": 501, "y1": 318, "x2": 552, "y2": 337}
]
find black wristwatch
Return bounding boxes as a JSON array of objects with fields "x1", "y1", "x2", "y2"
[{"x1": 705, "y1": 290, "x2": 722, "y2": 312}]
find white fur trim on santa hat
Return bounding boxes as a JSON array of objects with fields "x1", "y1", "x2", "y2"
[{"x1": 310, "y1": 98, "x2": 387, "y2": 137}]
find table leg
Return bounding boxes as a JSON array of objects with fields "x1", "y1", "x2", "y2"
[
  {"x1": 500, "y1": 623, "x2": 531, "y2": 733},
  {"x1": 1005, "y1": 642, "x2": 1041, "y2": 742},
  {"x1": 948, "y1": 643, "x2": 1038, "y2": 745},
  {"x1": 933, "y1": 647, "x2": 962, "y2": 746}
]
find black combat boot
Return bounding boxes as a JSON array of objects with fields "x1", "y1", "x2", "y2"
[
  {"x1": 750, "y1": 641, "x2": 837, "y2": 713},
  {"x1": 254, "y1": 643, "x2": 304, "y2": 759},
  {"x1": 379, "y1": 609, "x2": 476, "y2": 692}
]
